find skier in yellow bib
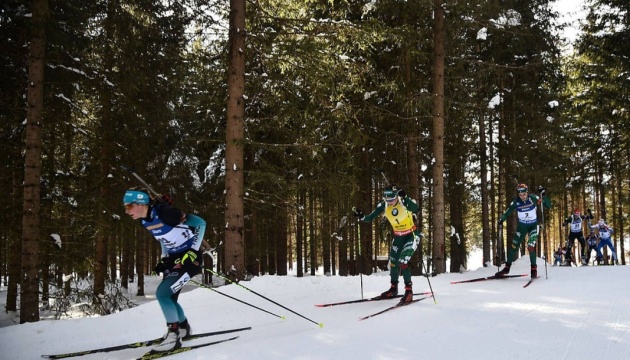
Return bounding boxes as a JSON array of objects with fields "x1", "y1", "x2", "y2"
[{"x1": 353, "y1": 186, "x2": 421, "y2": 305}]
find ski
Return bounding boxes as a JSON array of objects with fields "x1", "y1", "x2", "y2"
[
  {"x1": 359, "y1": 296, "x2": 431, "y2": 321},
  {"x1": 523, "y1": 277, "x2": 540, "y2": 288},
  {"x1": 450, "y1": 274, "x2": 528, "y2": 285},
  {"x1": 136, "y1": 336, "x2": 238, "y2": 360},
  {"x1": 315, "y1": 292, "x2": 433, "y2": 307},
  {"x1": 41, "y1": 326, "x2": 251, "y2": 359}
]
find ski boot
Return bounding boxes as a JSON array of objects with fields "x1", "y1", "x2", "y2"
[
  {"x1": 531, "y1": 265, "x2": 537, "y2": 279},
  {"x1": 380, "y1": 282, "x2": 398, "y2": 299},
  {"x1": 178, "y1": 319, "x2": 192, "y2": 340},
  {"x1": 152, "y1": 323, "x2": 182, "y2": 353},
  {"x1": 495, "y1": 263, "x2": 511, "y2": 277},
  {"x1": 399, "y1": 284, "x2": 413, "y2": 305}
]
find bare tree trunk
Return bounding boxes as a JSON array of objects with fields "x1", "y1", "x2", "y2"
[
  {"x1": 431, "y1": 0, "x2": 446, "y2": 274},
  {"x1": 135, "y1": 228, "x2": 145, "y2": 297},
  {"x1": 490, "y1": 118, "x2": 497, "y2": 266},
  {"x1": 357, "y1": 155, "x2": 373, "y2": 276},
  {"x1": 338, "y1": 202, "x2": 348, "y2": 276},
  {"x1": 21, "y1": 0, "x2": 48, "y2": 323},
  {"x1": 620, "y1": 147, "x2": 628, "y2": 265},
  {"x1": 322, "y1": 195, "x2": 331, "y2": 275},
  {"x1": 296, "y1": 188, "x2": 304, "y2": 277},
  {"x1": 479, "y1": 111, "x2": 490, "y2": 267},
  {"x1": 121, "y1": 224, "x2": 130, "y2": 289},
  {"x1": 402, "y1": 37, "x2": 423, "y2": 276},
  {"x1": 94, "y1": 0, "x2": 118, "y2": 302},
  {"x1": 224, "y1": 0, "x2": 247, "y2": 280},
  {"x1": 309, "y1": 189, "x2": 316, "y2": 276},
  {"x1": 449, "y1": 159, "x2": 467, "y2": 272},
  {"x1": 497, "y1": 90, "x2": 506, "y2": 264},
  {"x1": 276, "y1": 209, "x2": 288, "y2": 275},
  {"x1": 109, "y1": 236, "x2": 117, "y2": 282},
  {"x1": 7, "y1": 123, "x2": 24, "y2": 312}
]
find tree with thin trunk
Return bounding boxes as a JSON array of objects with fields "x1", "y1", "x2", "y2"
[
  {"x1": 21, "y1": 0, "x2": 48, "y2": 323},
  {"x1": 224, "y1": 0, "x2": 246, "y2": 280},
  {"x1": 431, "y1": 0, "x2": 446, "y2": 274}
]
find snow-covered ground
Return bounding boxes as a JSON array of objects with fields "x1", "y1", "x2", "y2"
[{"x1": 1, "y1": 256, "x2": 629, "y2": 360}]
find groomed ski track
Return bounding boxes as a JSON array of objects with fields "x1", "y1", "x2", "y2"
[{"x1": 4, "y1": 257, "x2": 630, "y2": 360}]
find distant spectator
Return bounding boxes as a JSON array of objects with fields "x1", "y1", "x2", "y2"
[{"x1": 553, "y1": 246, "x2": 563, "y2": 266}]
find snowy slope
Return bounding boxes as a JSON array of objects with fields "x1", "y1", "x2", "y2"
[{"x1": 2, "y1": 257, "x2": 629, "y2": 360}]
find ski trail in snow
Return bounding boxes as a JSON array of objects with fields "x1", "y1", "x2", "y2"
[
  {"x1": 603, "y1": 290, "x2": 630, "y2": 358},
  {"x1": 557, "y1": 275, "x2": 600, "y2": 360},
  {"x1": 559, "y1": 303, "x2": 591, "y2": 360}
]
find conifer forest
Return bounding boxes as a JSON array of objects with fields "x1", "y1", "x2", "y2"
[{"x1": 1, "y1": 0, "x2": 628, "y2": 323}]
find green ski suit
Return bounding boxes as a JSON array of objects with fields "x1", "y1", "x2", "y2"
[
  {"x1": 360, "y1": 196, "x2": 420, "y2": 286},
  {"x1": 499, "y1": 193, "x2": 551, "y2": 266}
]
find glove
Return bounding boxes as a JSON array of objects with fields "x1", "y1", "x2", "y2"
[
  {"x1": 154, "y1": 258, "x2": 169, "y2": 274},
  {"x1": 176, "y1": 250, "x2": 199, "y2": 267},
  {"x1": 353, "y1": 208, "x2": 364, "y2": 219},
  {"x1": 537, "y1": 186, "x2": 546, "y2": 195},
  {"x1": 397, "y1": 189, "x2": 406, "y2": 199}
]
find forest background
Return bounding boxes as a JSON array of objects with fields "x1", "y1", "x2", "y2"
[{"x1": 1, "y1": 0, "x2": 628, "y2": 324}]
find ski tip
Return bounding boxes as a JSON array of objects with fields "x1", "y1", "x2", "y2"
[
  {"x1": 314, "y1": 304, "x2": 324, "y2": 307},
  {"x1": 280, "y1": 316, "x2": 287, "y2": 320},
  {"x1": 318, "y1": 322, "x2": 325, "y2": 328}
]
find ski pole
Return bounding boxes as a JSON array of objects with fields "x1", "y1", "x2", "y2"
[
  {"x1": 351, "y1": 207, "x2": 364, "y2": 300},
  {"x1": 538, "y1": 186, "x2": 548, "y2": 279},
  {"x1": 420, "y1": 255, "x2": 437, "y2": 304},
  {"x1": 357, "y1": 216, "x2": 364, "y2": 300},
  {"x1": 189, "y1": 279, "x2": 286, "y2": 320},
  {"x1": 205, "y1": 268, "x2": 324, "y2": 327}
]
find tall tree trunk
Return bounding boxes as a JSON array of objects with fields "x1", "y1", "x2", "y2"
[
  {"x1": 338, "y1": 201, "x2": 348, "y2": 276},
  {"x1": 21, "y1": 0, "x2": 48, "y2": 323},
  {"x1": 296, "y1": 188, "x2": 304, "y2": 277},
  {"x1": 431, "y1": 0, "x2": 446, "y2": 274},
  {"x1": 403, "y1": 43, "x2": 422, "y2": 276},
  {"x1": 309, "y1": 189, "x2": 316, "y2": 276},
  {"x1": 135, "y1": 228, "x2": 145, "y2": 297},
  {"x1": 322, "y1": 195, "x2": 331, "y2": 275},
  {"x1": 357, "y1": 154, "x2": 373, "y2": 276},
  {"x1": 121, "y1": 223, "x2": 130, "y2": 289},
  {"x1": 224, "y1": 0, "x2": 246, "y2": 280},
  {"x1": 479, "y1": 111, "x2": 490, "y2": 267},
  {"x1": 94, "y1": 0, "x2": 118, "y2": 303},
  {"x1": 5, "y1": 158, "x2": 24, "y2": 311},
  {"x1": 449, "y1": 158, "x2": 466, "y2": 272},
  {"x1": 276, "y1": 209, "x2": 288, "y2": 275},
  {"x1": 497, "y1": 77, "x2": 506, "y2": 264}
]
